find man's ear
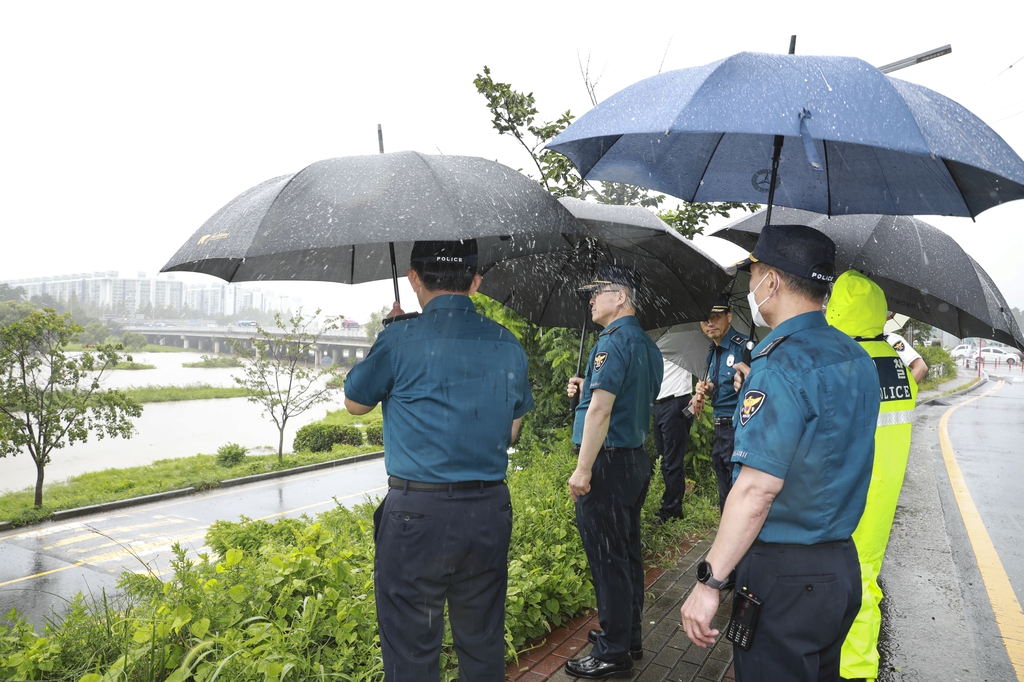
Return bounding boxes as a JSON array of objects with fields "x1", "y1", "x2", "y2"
[
  {"x1": 468, "y1": 273, "x2": 483, "y2": 296},
  {"x1": 407, "y1": 269, "x2": 422, "y2": 293}
]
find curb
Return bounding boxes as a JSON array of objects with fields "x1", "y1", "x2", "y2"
[
  {"x1": 50, "y1": 488, "x2": 197, "y2": 521},
  {"x1": 918, "y1": 371, "x2": 989, "y2": 407},
  {"x1": 1, "y1": 451, "x2": 385, "y2": 531},
  {"x1": 218, "y1": 450, "x2": 384, "y2": 487}
]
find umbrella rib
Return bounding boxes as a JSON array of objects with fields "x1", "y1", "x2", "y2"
[
  {"x1": 823, "y1": 143, "x2": 833, "y2": 217},
  {"x1": 939, "y1": 158, "x2": 977, "y2": 219},
  {"x1": 690, "y1": 133, "x2": 726, "y2": 203}
]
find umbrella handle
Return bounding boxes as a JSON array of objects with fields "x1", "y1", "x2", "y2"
[
  {"x1": 389, "y1": 242, "x2": 401, "y2": 305},
  {"x1": 569, "y1": 379, "x2": 581, "y2": 413},
  {"x1": 570, "y1": 308, "x2": 589, "y2": 414}
]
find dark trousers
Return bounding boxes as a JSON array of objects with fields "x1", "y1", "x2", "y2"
[
  {"x1": 576, "y1": 447, "x2": 651, "y2": 661},
  {"x1": 733, "y1": 539, "x2": 861, "y2": 682},
  {"x1": 374, "y1": 484, "x2": 513, "y2": 682},
  {"x1": 711, "y1": 422, "x2": 736, "y2": 512},
  {"x1": 653, "y1": 395, "x2": 693, "y2": 519}
]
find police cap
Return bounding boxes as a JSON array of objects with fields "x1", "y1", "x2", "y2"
[
  {"x1": 735, "y1": 224, "x2": 836, "y2": 283},
  {"x1": 578, "y1": 264, "x2": 643, "y2": 293},
  {"x1": 410, "y1": 239, "x2": 478, "y2": 266}
]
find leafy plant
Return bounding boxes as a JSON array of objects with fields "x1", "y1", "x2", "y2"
[
  {"x1": 364, "y1": 419, "x2": 384, "y2": 446},
  {"x1": 293, "y1": 423, "x2": 363, "y2": 453},
  {"x1": 215, "y1": 443, "x2": 248, "y2": 467},
  {"x1": 181, "y1": 354, "x2": 242, "y2": 368}
]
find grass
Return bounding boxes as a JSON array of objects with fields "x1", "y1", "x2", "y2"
[
  {"x1": 321, "y1": 406, "x2": 381, "y2": 427},
  {"x1": 110, "y1": 361, "x2": 156, "y2": 370},
  {"x1": 118, "y1": 383, "x2": 253, "y2": 403},
  {"x1": 181, "y1": 354, "x2": 242, "y2": 368},
  {"x1": 0, "y1": 444, "x2": 382, "y2": 527}
]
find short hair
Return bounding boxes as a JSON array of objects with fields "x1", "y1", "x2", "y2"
[
  {"x1": 776, "y1": 269, "x2": 831, "y2": 304},
  {"x1": 411, "y1": 260, "x2": 478, "y2": 293}
]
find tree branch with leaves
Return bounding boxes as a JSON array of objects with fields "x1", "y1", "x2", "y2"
[{"x1": 231, "y1": 310, "x2": 341, "y2": 460}]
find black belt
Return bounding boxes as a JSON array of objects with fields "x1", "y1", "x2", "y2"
[
  {"x1": 654, "y1": 393, "x2": 691, "y2": 405},
  {"x1": 387, "y1": 476, "x2": 505, "y2": 492},
  {"x1": 714, "y1": 416, "x2": 733, "y2": 426}
]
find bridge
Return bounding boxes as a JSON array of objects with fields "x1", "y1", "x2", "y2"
[{"x1": 123, "y1": 324, "x2": 372, "y2": 367}]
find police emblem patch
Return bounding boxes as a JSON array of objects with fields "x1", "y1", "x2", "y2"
[
  {"x1": 726, "y1": 354, "x2": 735, "y2": 367},
  {"x1": 739, "y1": 390, "x2": 766, "y2": 426},
  {"x1": 594, "y1": 352, "x2": 608, "y2": 371},
  {"x1": 893, "y1": 340, "x2": 906, "y2": 351}
]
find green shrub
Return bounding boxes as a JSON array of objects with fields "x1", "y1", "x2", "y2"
[
  {"x1": 365, "y1": 419, "x2": 384, "y2": 446},
  {"x1": 293, "y1": 422, "x2": 363, "y2": 452},
  {"x1": 182, "y1": 354, "x2": 242, "y2": 368},
  {"x1": 215, "y1": 442, "x2": 248, "y2": 466},
  {"x1": 918, "y1": 345, "x2": 957, "y2": 388}
]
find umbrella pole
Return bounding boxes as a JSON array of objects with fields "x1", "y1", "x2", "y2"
[
  {"x1": 763, "y1": 36, "x2": 795, "y2": 227},
  {"x1": 378, "y1": 123, "x2": 401, "y2": 307},
  {"x1": 569, "y1": 309, "x2": 588, "y2": 413}
]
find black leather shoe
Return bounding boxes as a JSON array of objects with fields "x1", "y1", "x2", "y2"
[
  {"x1": 564, "y1": 654, "x2": 633, "y2": 679},
  {"x1": 586, "y1": 629, "x2": 643, "y2": 660}
]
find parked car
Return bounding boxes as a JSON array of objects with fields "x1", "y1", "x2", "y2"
[
  {"x1": 969, "y1": 347, "x2": 1018, "y2": 368},
  {"x1": 950, "y1": 344, "x2": 974, "y2": 359}
]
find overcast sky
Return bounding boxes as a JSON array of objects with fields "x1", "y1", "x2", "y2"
[{"x1": 2, "y1": 1, "x2": 1023, "y2": 323}]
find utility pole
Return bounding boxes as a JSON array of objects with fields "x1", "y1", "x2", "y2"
[{"x1": 878, "y1": 45, "x2": 952, "y2": 74}]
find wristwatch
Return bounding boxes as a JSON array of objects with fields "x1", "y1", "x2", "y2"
[{"x1": 696, "y1": 560, "x2": 728, "y2": 590}]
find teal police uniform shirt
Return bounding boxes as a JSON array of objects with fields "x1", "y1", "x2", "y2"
[
  {"x1": 573, "y1": 315, "x2": 664, "y2": 448},
  {"x1": 730, "y1": 311, "x2": 879, "y2": 544},
  {"x1": 344, "y1": 295, "x2": 533, "y2": 483},
  {"x1": 705, "y1": 326, "x2": 747, "y2": 419}
]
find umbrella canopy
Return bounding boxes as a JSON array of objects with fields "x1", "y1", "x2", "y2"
[
  {"x1": 547, "y1": 52, "x2": 1024, "y2": 219},
  {"x1": 477, "y1": 198, "x2": 732, "y2": 330},
  {"x1": 711, "y1": 207, "x2": 1024, "y2": 348},
  {"x1": 161, "y1": 152, "x2": 585, "y2": 285}
]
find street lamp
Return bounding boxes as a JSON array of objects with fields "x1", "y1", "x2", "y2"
[{"x1": 878, "y1": 45, "x2": 952, "y2": 74}]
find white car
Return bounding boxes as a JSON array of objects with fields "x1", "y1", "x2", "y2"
[
  {"x1": 969, "y1": 347, "x2": 1018, "y2": 368},
  {"x1": 950, "y1": 344, "x2": 974, "y2": 359}
]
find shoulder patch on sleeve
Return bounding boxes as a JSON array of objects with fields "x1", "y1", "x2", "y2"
[
  {"x1": 892, "y1": 339, "x2": 906, "y2": 351},
  {"x1": 753, "y1": 336, "x2": 787, "y2": 359},
  {"x1": 593, "y1": 351, "x2": 609, "y2": 371},
  {"x1": 739, "y1": 390, "x2": 766, "y2": 426}
]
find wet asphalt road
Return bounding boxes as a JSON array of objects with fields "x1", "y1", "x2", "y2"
[
  {"x1": 0, "y1": 456, "x2": 387, "y2": 628},
  {"x1": 878, "y1": 372, "x2": 1024, "y2": 682}
]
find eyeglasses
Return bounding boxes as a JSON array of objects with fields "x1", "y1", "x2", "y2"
[{"x1": 589, "y1": 287, "x2": 621, "y2": 299}]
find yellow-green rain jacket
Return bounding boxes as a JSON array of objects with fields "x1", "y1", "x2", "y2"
[{"x1": 827, "y1": 270, "x2": 917, "y2": 680}]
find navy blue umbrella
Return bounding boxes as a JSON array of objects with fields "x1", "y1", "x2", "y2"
[{"x1": 547, "y1": 52, "x2": 1024, "y2": 219}]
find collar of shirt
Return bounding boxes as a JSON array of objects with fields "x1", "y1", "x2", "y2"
[
  {"x1": 752, "y1": 311, "x2": 826, "y2": 356},
  {"x1": 600, "y1": 314, "x2": 641, "y2": 335},
  {"x1": 421, "y1": 294, "x2": 476, "y2": 314}
]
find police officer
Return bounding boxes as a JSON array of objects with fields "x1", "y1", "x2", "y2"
[
  {"x1": 827, "y1": 272, "x2": 917, "y2": 682},
  {"x1": 564, "y1": 265, "x2": 663, "y2": 679},
  {"x1": 344, "y1": 239, "x2": 534, "y2": 682},
  {"x1": 690, "y1": 295, "x2": 747, "y2": 511},
  {"x1": 680, "y1": 224, "x2": 880, "y2": 682}
]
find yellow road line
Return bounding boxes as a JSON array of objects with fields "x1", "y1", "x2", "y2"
[
  {"x1": 0, "y1": 561, "x2": 86, "y2": 588},
  {"x1": 42, "y1": 518, "x2": 190, "y2": 549},
  {"x1": 254, "y1": 485, "x2": 386, "y2": 521},
  {"x1": 939, "y1": 381, "x2": 1024, "y2": 677}
]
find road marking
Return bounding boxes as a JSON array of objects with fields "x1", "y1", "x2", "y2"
[
  {"x1": 0, "y1": 561, "x2": 86, "y2": 587},
  {"x1": 939, "y1": 381, "x2": 1024, "y2": 677},
  {"x1": 42, "y1": 518, "x2": 190, "y2": 549}
]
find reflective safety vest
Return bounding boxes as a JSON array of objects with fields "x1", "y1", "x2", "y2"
[{"x1": 860, "y1": 338, "x2": 917, "y2": 432}]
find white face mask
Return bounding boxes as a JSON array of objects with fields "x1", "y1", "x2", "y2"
[{"x1": 747, "y1": 271, "x2": 776, "y2": 328}]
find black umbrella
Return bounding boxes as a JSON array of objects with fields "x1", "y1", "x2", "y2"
[
  {"x1": 711, "y1": 207, "x2": 1024, "y2": 348},
  {"x1": 161, "y1": 152, "x2": 585, "y2": 298},
  {"x1": 478, "y1": 197, "x2": 732, "y2": 331}
]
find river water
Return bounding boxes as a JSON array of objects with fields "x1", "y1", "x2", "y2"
[{"x1": 0, "y1": 352, "x2": 347, "y2": 494}]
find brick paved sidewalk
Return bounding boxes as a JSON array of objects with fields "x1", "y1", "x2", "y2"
[{"x1": 506, "y1": 535, "x2": 736, "y2": 682}]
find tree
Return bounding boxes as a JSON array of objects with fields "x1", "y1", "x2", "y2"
[
  {"x1": 365, "y1": 305, "x2": 391, "y2": 345},
  {"x1": 231, "y1": 310, "x2": 341, "y2": 460},
  {"x1": 0, "y1": 309, "x2": 142, "y2": 507},
  {"x1": 473, "y1": 65, "x2": 757, "y2": 237},
  {"x1": 121, "y1": 331, "x2": 148, "y2": 351},
  {"x1": 0, "y1": 284, "x2": 24, "y2": 303},
  {"x1": 79, "y1": 320, "x2": 112, "y2": 346}
]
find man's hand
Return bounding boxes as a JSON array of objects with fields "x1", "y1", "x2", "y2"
[
  {"x1": 568, "y1": 466, "x2": 592, "y2": 501},
  {"x1": 567, "y1": 376, "x2": 583, "y2": 399},
  {"x1": 385, "y1": 301, "x2": 405, "y2": 319},
  {"x1": 680, "y1": 582, "x2": 722, "y2": 648},
  {"x1": 732, "y1": 362, "x2": 750, "y2": 392}
]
